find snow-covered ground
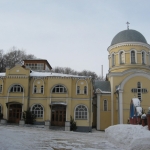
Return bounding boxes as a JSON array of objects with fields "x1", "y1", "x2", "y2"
[
  {"x1": 105, "y1": 124, "x2": 150, "y2": 150},
  {"x1": 0, "y1": 124, "x2": 150, "y2": 150},
  {"x1": 0, "y1": 125, "x2": 121, "y2": 150}
]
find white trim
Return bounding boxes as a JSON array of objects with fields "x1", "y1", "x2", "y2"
[
  {"x1": 110, "y1": 77, "x2": 113, "y2": 125},
  {"x1": 118, "y1": 90, "x2": 123, "y2": 124},
  {"x1": 107, "y1": 42, "x2": 150, "y2": 52},
  {"x1": 30, "y1": 103, "x2": 44, "y2": 120},
  {"x1": 130, "y1": 49, "x2": 137, "y2": 64},
  {"x1": 74, "y1": 104, "x2": 88, "y2": 121},
  {"x1": 0, "y1": 78, "x2": 3, "y2": 93},
  {"x1": 118, "y1": 50, "x2": 125, "y2": 64},
  {"x1": 97, "y1": 94, "x2": 100, "y2": 130},
  {"x1": 107, "y1": 69, "x2": 150, "y2": 77},
  {"x1": 50, "y1": 84, "x2": 68, "y2": 94},
  {"x1": 33, "y1": 78, "x2": 44, "y2": 94},
  {"x1": 103, "y1": 99, "x2": 108, "y2": 111},
  {"x1": 141, "y1": 50, "x2": 146, "y2": 64},
  {"x1": 76, "y1": 79, "x2": 88, "y2": 95},
  {"x1": 120, "y1": 72, "x2": 150, "y2": 90}
]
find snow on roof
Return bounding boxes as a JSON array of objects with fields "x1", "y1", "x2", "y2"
[
  {"x1": 0, "y1": 73, "x2": 5, "y2": 76},
  {"x1": 132, "y1": 98, "x2": 140, "y2": 107},
  {"x1": 30, "y1": 71, "x2": 89, "y2": 78},
  {"x1": 136, "y1": 107, "x2": 142, "y2": 116}
]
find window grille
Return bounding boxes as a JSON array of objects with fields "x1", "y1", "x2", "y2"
[
  {"x1": 10, "y1": 85, "x2": 23, "y2": 92},
  {"x1": 75, "y1": 105, "x2": 88, "y2": 119},
  {"x1": 52, "y1": 85, "x2": 67, "y2": 93},
  {"x1": 31, "y1": 104, "x2": 43, "y2": 118}
]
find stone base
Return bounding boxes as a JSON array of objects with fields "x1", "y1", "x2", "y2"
[
  {"x1": 19, "y1": 120, "x2": 25, "y2": 126},
  {"x1": 45, "y1": 120, "x2": 50, "y2": 129},
  {"x1": 1, "y1": 119, "x2": 7, "y2": 124},
  {"x1": 65, "y1": 121, "x2": 70, "y2": 131},
  {"x1": 75, "y1": 126, "x2": 92, "y2": 132}
]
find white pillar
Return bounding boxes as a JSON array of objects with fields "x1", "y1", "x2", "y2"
[
  {"x1": 97, "y1": 94, "x2": 100, "y2": 130},
  {"x1": 118, "y1": 90, "x2": 123, "y2": 124}
]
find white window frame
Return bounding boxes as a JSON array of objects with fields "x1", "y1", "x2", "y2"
[
  {"x1": 31, "y1": 104, "x2": 44, "y2": 118},
  {"x1": 52, "y1": 85, "x2": 67, "y2": 93},
  {"x1": 141, "y1": 51, "x2": 146, "y2": 64},
  {"x1": 33, "y1": 79, "x2": 44, "y2": 94},
  {"x1": 112, "y1": 53, "x2": 115, "y2": 66},
  {"x1": 10, "y1": 85, "x2": 23, "y2": 92},
  {"x1": 119, "y1": 51, "x2": 125, "y2": 64},
  {"x1": 103, "y1": 100, "x2": 108, "y2": 111},
  {"x1": 74, "y1": 104, "x2": 88, "y2": 120},
  {"x1": 84, "y1": 86, "x2": 87, "y2": 94},
  {"x1": 130, "y1": 50, "x2": 137, "y2": 64}
]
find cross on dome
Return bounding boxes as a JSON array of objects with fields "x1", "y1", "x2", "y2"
[{"x1": 126, "y1": 22, "x2": 130, "y2": 30}]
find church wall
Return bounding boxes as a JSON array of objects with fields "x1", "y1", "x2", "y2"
[
  {"x1": 123, "y1": 76, "x2": 150, "y2": 123},
  {"x1": 109, "y1": 45, "x2": 150, "y2": 73}
]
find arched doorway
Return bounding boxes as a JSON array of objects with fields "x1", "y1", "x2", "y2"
[
  {"x1": 8, "y1": 104, "x2": 22, "y2": 123},
  {"x1": 51, "y1": 105, "x2": 66, "y2": 126}
]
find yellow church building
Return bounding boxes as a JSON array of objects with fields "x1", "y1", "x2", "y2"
[{"x1": 0, "y1": 28, "x2": 150, "y2": 132}]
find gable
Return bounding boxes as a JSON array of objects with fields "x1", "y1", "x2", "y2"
[{"x1": 6, "y1": 65, "x2": 30, "y2": 76}]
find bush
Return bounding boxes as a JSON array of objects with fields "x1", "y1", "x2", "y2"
[
  {"x1": 70, "y1": 116, "x2": 77, "y2": 131},
  {"x1": 23, "y1": 108, "x2": 36, "y2": 124}
]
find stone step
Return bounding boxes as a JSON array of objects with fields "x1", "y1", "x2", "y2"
[{"x1": 50, "y1": 126, "x2": 65, "y2": 131}]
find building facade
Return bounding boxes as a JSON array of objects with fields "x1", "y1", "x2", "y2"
[{"x1": 0, "y1": 62, "x2": 93, "y2": 132}]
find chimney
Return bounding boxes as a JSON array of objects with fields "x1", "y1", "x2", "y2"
[{"x1": 101, "y1": 65, "x2": 103, "y2": 79}]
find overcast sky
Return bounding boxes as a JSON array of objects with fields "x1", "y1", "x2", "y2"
[{"x1": 0, "y1": 0, "x2": 150, "y2": 76}]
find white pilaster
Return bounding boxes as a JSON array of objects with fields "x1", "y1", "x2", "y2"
[
  {"x1": 97, "y1": 94, "x2": 100, "y2": 130},
  {"x1": 118, "y1": 90, "x2": 123, "y2": 124}
]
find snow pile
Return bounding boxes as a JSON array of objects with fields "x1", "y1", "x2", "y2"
[{"x1": 105, "y1": 124, "x2": 150, "y2": 150}]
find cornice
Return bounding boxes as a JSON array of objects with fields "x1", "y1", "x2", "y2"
[
  {"x1": 107, "y1": 69, "x2": 150, "y2": 77},
  {"x1": 107, "y1": 42, "x2": 150, "y2": 52}
]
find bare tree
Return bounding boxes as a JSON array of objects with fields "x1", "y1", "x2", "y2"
[{"x1": 0, "y1": 46, "x2": 36, "y2": 72}]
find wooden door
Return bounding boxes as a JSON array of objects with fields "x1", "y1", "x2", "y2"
[
  {"x1": 51, "y1": 105, "x2": 66, "y2": 126},
  {"x1": 9, "y1": 104, "x2": 22, "y2": 123}
]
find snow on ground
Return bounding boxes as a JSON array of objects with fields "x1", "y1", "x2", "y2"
[
  {"x1": 105, "y1": 124, "x2": 150, "y2": 150},
  {"x1": 0, "y1": 125, "x2": 122, "y2": 150},
  {"x1": 1, "y1": 124, "x2": 150, "y2": 150}
]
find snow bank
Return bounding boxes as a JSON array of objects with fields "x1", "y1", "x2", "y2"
[{"x1": 105, "y1": 124, "x2": 150, "y2": 150}]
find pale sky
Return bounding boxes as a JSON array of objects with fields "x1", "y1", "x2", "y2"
[{"x1": 0, "y1": 0, "x2": 150, "y2": 76}]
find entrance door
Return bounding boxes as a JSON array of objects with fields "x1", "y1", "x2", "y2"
[
  {"x1": 51, "y1": 105, "x2": 66, "y2": 126},
  {"x1": 8, "y1": 104, "x2": 22, "y2": 123}
]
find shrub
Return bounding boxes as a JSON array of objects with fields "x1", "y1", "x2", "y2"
[
  {"x1": 70, "y1": 116, "x2": 77, "y2": 131},
  {"x1": 23, "y1": 108, "x2": 36, "y2": 124}
]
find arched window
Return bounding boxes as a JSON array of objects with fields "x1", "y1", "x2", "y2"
[
  {"x1": 75, "y1": 105, "x2": 88, "y2": 119},
  {"x1": 84, "y1": 86, "x2": 87, "y2": 94},
  {"x1": 41, "y1": 86, "x2": 44, "y2": 93},
  {"x1": 131, "y1": 51, "x2": 136, "y2": 64},
  {"x1": 34, "y1": 85, "x2": 37, "y2": 93},
  {"x1": 77, "y1": 86, "x2": 80, "y2": 94},
  {"x1": 52, "y1": 85, "x2": 67, "y2": 93},
  {"x1": 10, "y1": 85, "x2": 23, "y2": 92},
  {"x1": 112, "y1": 53, "x2": 115, "y2": 66},
  {"x1": 0, "y1": 85, "x2": 2, "y2": 93},
  {"x1": 104, "y1": 100, "x2": 108, "y2": 111},
  {"x1": 142, "y1": 51, "x2": 146, "y2": 64},
  {"x1": 120, "y1": 51, "x2": 125, "y2": 64},
  {"x1": 31, "y1": 104, "x2": 44, "y2": 118}
]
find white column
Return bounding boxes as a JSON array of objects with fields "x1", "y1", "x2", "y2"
[
  {"x1": 97, "y1": 94, "x2": 100, "y2": 130},
  {"x1": 118, "y1": 90, "x2": 123, "y2": 124}
]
